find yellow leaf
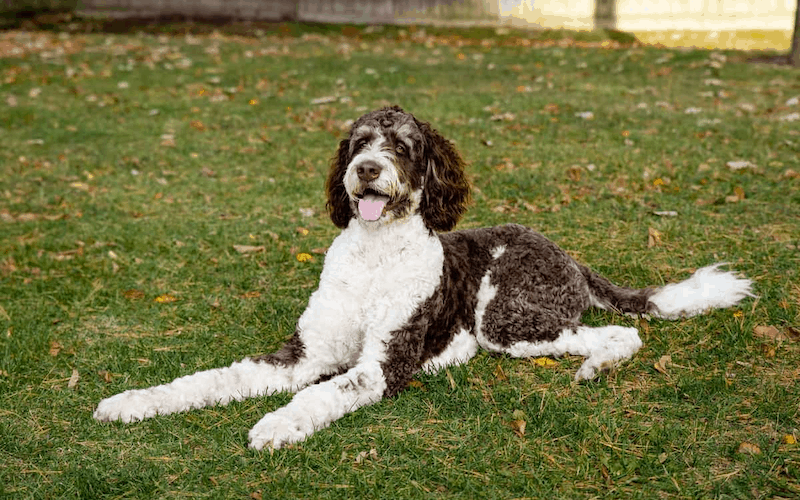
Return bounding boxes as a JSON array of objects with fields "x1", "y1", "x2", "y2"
[
  {"x1": 532, "y1": 357, "x2": 559, "y2": 367},
  {"x1": 783, "y1": 434, "x2": 797, "y2": 445},
  {"x1": 154, "y1": 294, "x2": 179, "y2": 303},
  {"x1": 296, "y1": 253, "x2": 313, "y2": 262},
  {"x1": 647, "y1": 227, "x2": 662, "y2": 248}
]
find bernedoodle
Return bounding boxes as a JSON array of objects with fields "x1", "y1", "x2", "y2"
[{"x1": 94, "y1": 106, "x2": 753, "y2": 450}]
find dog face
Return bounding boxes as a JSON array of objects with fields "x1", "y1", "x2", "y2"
[{"x1": 326, "y1": 106, "x2": 470, "y2": 232}]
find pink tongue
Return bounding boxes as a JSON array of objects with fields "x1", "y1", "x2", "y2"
[{"x1": 358, "y1": 197, "x2": 386, "y2": 221}]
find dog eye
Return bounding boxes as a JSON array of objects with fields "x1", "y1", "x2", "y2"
[{"x1": 395, "y1": 144, "x2": 406, "y2": 155}]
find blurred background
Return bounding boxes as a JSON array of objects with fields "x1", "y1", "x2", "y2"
[{"x1": 3, "y1": 1, "x2": 798, "y2": 52}]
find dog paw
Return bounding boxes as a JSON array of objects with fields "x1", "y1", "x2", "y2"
[
  {"x1": 93, "y1": 390, "x2": 158, "y2": 423},
  {"x1": 248, "y1": 412, "x2": 309, "y2": 450},
  {"x1": 574, "y1": 359, "x2": 614, "y2": 381}
]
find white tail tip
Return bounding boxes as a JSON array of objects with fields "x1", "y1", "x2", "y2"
[{"x1": 648, "y1": 264, "x2": 754, "y2": 320}]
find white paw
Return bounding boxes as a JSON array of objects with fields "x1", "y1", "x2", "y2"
[
  {"x1": 248, "y1": 411, "x2": 310, "y2": 450},
  {"x1": 574, "y1": 359, "x2": 613, "y2": 381},
  {"x1": 94, "y1": 390, "x2": 157, "y2": 423}
]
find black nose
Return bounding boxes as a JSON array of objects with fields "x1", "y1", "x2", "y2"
[{"x1": 356, "y1": 161, "x2": 382, "y2": 182}]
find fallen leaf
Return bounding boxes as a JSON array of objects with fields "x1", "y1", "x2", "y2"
[
  {"x1": 783, "y1": 434, "x2": 797, "y2": 445},
  {"x1": 98, "y1": 370, "x2": 113, "y2": 383},
  {"x1": 123, "y1": 289, "x2": 145, "y2": 300},
  {"x1": 233, "y1": 244, "x2": 265, "y2": 254},
  {"x1": 240, "y1": 291, "x2": 261, "y2": 299},
  {"x1": 753, "y1": 325, "x2": 788, "y2": 342},
  {"x1": 407, "y1": 379, "x2": 424, "y2": 389},
  {"x1": 296, "y1": 253, "x2": 313, "y2": 262},
  {"x1": 68, "y1": 368, "x2": 80, "y2": 389},
  {"x1": 493, "y1": 363, "x2": 507, "y2": 381},
  {"x1": 509, "y1": 409, "x2": 527, "y2": 437},
  {"x1": 509, "y1": 419, "x2": 527, "y2": 437},
  {"x1": 737, "y1": 442, "x2": 761, "y2": 455},
  {"x1": 647, "y1": 227, "x2": 662, "y2": 248},
  {"x1": 154, "y1": 294, "x2": 179, "y2": 303},
  {"x1": 354, "y1": 448, "x2": 378, "y2": 464},
  {"x1": 490, "y1": 112, "x2": 516, "y2": 121},
  {"x1": 532, "y1": 357, "x2": 559, "y2": 367},
  {"x1": 49, "y1": 341, "x2": 62, "y2": 356},
  {"x1": 654, "y1": 354, "x2": 672, "y2": 375},
  {"x1": 726, "y1": 160, "x2": 756, "y2": 170}
]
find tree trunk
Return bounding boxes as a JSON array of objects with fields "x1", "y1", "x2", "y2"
[
  {"x1": 594, "y1": 0, "x2": 616, "y2": 30},
  {"x1": 791, "y1": 0, "x2": 800, "y2": 66}
]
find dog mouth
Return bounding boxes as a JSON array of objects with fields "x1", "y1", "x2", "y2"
[{"x1": 355, "y1": 188, "x2": 391, "y2": 221}]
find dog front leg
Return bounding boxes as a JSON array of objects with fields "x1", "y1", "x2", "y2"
[
  {"x1": 247, "y1": 360, "x2": 389, "y2": 450},
  {"x1": 93, "y1": 332, "x2": 332, "y2": 423},
  {"x1": 248, "y1": 318, "x2": 431, "y2": 450}
]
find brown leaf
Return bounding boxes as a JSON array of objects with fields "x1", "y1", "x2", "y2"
[
  {"x1": 753, "y1": 325, "x2": 787, "y2": 342},
  {"x1": 654, "y1": 354, "x2": 672, "y2": 375},
  {"x1": 509, "y1": 419, "x2": 527, "y2": 437},
  {"x1": 509, "y1": 409, "x2": 527, "y2": 437},
  {"x1": 647, "y1": 227, "x2": 662, "y2": 248},
  {"x1": 737, "y1": 442, "x2": 761, "y2": 455},
  {"x1": 49, "y1": 341, "x2": 62, "y2": 357},
  {"x1": 354, "y1": 448, "x2": 378, "y2": 464},
  {"x1": 123, "y1": 289, "x2": 145, "y2": 300},
  {"x1": 233, "y1": 244, "x2": 265, "y2": 254},
  {"x1": 98, "y1": 370, "x2": 113, "y2": 383}
]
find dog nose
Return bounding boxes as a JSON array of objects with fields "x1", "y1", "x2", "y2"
[{"x1": 356, "y1": 161, "x2": 382, "y2": 182}]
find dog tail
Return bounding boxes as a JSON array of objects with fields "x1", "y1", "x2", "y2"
[{"x1": 582, "y1": 263, "x2": 754, "y2": 320}]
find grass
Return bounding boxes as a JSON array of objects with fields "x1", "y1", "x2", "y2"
[{"x1": 1, "y1": 21, "x2": 799, "y2": 499}]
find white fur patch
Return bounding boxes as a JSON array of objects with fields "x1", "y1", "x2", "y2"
[
  {"x1": 473, "y1": 271, "x2": 498, "y2": 342},
  {"x1": 648, "y1": 264, "x2": 754, "y2": 320},
  {"x1": 492, "y1": 245, "x2": 506, "y2": 259}
]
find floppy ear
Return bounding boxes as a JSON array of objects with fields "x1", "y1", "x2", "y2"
[
  {"x1": 419, "y1": 123, "x2": 471, "y2": 232},
  {"x1": 325, "y1": 138, "x2": 353, "y2": 229}
]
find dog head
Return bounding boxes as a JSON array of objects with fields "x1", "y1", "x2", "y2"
[{"x1": 326, "y1": 106, "x2": 470, "y2": 232}]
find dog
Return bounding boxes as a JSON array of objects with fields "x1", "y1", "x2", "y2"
[{"x1": 94, "y1": 106, "x2": 753, "y2": 450}]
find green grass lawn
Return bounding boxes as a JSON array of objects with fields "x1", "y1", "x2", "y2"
[{"x1": 1, "y1": 22, "x2": 799, "y2": 499}]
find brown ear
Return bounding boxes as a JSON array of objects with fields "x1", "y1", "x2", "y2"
[
  {"x1": 419, "y1": 123, "x2": 471, "y2": 232},
  {"x1": 325, "y1": 138, "x2": 353, "y2": 229}
]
